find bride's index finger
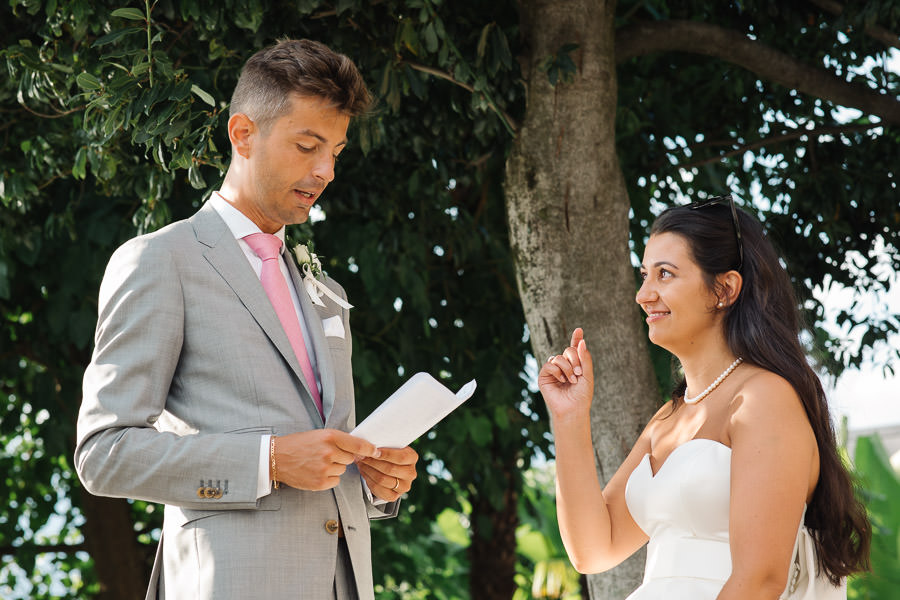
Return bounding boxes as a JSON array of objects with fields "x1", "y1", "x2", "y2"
[
  {"x1": 569, "y1": 327, "x2": 584, "y2": 349},
  {"x1": 576, "y1": 338, "x2": 593, "y2": 379}
]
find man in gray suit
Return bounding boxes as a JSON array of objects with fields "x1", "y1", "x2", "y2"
[{"x1": 75, "y1": 39, "x2": 418, "y2": 599}]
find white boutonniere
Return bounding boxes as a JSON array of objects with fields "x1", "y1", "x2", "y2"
[
  {"x1": 292, "y1": 243, "x2": 323, "y2": 279},
  {"x1": 292, "y1": 243, "x2": 353, "y2": 310}
]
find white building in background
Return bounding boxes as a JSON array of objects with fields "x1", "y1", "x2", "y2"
[
  {"x1": 829, "y1": 363, "x2": 900, "y2": 474},
  {"x1": 844, "y1": 423, "x2": 900, "y2": 472}
]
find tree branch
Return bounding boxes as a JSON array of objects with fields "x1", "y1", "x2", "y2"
[
  {"x1": 0, "y1": 543, "x2": 86, "y2": 557},
  {"x1": 401, "y1": 60, "x2": 475, "y2": 93},
  {"x1": 808, "y1": 0, "x2": 900, "y2": 49},
  {"x1": 18, "y1": 100, "x2": 85, "y2": 119},
  {"x1": 311, "y1": 0, "x2": 385, "y2": 19},
  {"x1": 669, "y1": 122, "x2": 880, "y2": 171},
  {"x1": 615, "y1": 20, "x2": 900, "y2": 125},
  {"x1": 399, "y1": 60, "x2": 519, "y2": 132}
]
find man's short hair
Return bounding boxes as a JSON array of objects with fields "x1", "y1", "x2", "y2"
[{"x1": 229, "y1": 39, "x2": 372, "y2": 131}]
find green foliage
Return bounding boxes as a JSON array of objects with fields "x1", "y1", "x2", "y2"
[
  {"x1": 616, "y1": 0, "x2": 900, "y2": 379},
  {"x1": 538, "y1": 43, "x2": 579, "y2": 87},
  {"x1": 1, "y1": 0, "x2": 534, "y2": 597},
  {"x1": 515, "y1": 466, "x2": 581, "y2": 599},
  {"x1": 849, "y1": 435, "x2": 900, "y2": 598},
  {"x1": 372, "y1": 505, "x2": 471, "y2": 599},
  {"x1": 2, "y1": 0, "x2": 899, "y2": 597}
]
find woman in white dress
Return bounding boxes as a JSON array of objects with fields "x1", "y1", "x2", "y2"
[{"x1": 540, "y1": 196, "x2": 870, "y2": 599}]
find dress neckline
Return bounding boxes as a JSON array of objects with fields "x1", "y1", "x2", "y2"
[{"x1": 643, "y1": 437, "x2": 732, "y2": 479}]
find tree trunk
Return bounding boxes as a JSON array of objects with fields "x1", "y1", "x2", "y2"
[
  {"x1": 505, "y1": 0, "x2": 660, "y2": 598},
  {"x1": 79, "y1": 490, "x2": 150, "y2": 599},
  {"x1": 468, "y1": 458, "x2": 519, "y2": 600}
]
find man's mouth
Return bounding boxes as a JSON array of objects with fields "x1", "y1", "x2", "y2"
[{"x1": 294, "y1": 189, "x2": 317, "y2": 200}]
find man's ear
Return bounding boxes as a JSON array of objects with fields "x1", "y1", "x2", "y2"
[
  {"x1": 228, "y1": 113, "x2": 255, "y2": 159},
  {"x1": 716, "y1": 270, "x2": 743, "y2": 307}
]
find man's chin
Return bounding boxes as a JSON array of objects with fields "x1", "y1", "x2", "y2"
[{"x1": 291, "y1": 211, "x2": 311, "y2": 225}]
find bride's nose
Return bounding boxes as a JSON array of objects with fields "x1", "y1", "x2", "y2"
[{"x1": 635, "y1": 279, "x2": 656, "y2": 305}]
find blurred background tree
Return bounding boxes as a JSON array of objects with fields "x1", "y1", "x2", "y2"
[{"x1": 1, "y1": 1, "x2": 897, "y2": 599}]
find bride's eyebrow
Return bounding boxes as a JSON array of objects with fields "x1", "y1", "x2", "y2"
[{"x1": 640, "y1": 261, "x2": 679, "y2": 270}]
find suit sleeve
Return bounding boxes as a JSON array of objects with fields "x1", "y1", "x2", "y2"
[{"x1": 75, "y1": 237, "x2": 263, "y2": 510}]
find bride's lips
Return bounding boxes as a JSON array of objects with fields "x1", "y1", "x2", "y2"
[{"x1": 645, "y1": 310, "x2": 670, "y2": 324}]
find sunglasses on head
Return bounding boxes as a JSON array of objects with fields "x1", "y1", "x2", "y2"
[{"x1": 688, "y1": 194, "x2": 743, "y2": 272}]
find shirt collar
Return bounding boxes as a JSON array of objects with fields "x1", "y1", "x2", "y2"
[{"x1": 209, "y1": 191, "x2": 286, "y2": 250}]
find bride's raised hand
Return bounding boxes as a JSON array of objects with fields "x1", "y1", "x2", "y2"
[{"x1": 538, "y1": 328, "x2": 594, "y2": 419}]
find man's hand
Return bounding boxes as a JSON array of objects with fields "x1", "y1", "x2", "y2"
[
  {"x1": 272, "y1": 429, "x2": 380, "y2": 491},
  {"x1": 357, "y1": 446, "x2": 419, "y2": 502}
]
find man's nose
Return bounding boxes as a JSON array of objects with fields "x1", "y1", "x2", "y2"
[{"x1": 312, "y1": 153, "x2": 336, "y2": 183}]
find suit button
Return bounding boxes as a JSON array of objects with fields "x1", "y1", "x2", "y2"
[
  {"x1": 204, "y1": 487, "x2": 219, "y2": 499},
  {"x1": 197, "y1": 487, "x2": 207, "y2": 498},
  {"x1": 325, "y1": 519, "x2": 340, "y2": 535}
]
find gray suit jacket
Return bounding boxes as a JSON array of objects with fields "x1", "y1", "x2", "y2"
[{"x1": 75, "y1": 201, "x2": 396, "y2": 599}]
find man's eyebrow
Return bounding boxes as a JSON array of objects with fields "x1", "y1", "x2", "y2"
[{"x1": 295, "y1": 129, "x2": 347, "y2": 146}]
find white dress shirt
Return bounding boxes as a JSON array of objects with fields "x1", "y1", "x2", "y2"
[{"x1": 209, "y1": 192, "x2": 320, "y2": 498}]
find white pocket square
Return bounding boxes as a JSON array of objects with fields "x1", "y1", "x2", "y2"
[{"x1": 322, "y1": 316, "x2": 345, "y2": 339}]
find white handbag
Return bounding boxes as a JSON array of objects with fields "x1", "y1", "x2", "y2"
[{"x1": 779, "y1": 519, "x2": 846, "y2": 600}]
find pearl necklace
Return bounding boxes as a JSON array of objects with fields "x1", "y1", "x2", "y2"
[{"x1": 683, "y1": 357, "x2": 743, "y2": 405}]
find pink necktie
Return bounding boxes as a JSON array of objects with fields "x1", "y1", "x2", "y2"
[{"x1": 243, "y1": 233, "x2": 323, "y2": 418}]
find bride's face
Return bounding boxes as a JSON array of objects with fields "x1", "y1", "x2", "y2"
[{"x1": 636, "y1": 232, "x2": 722, "y2": 352}]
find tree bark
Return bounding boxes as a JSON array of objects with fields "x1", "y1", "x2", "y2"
[
  {"x1": 79, "y1": 490, "x2": 150, "y2": 600},
  {"x1": 468, "y1": 462, "x2": 519, "y2": 600},
  {"x1": 505, "y1": 1, "x2": 660, "y2": 598}
]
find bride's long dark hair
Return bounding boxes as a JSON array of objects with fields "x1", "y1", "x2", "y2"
[{"x1": 651, "y1": 199, "x2": 870, "y2": 583}]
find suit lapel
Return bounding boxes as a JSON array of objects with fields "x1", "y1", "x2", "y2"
[
  {"x1": 286, "y1": 256, "x2": 337, "y2": 422},
  {"x1": 191, "y1": 203, "x2": 323, "y2": 426}
]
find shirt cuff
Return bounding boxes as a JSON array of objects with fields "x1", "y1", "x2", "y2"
[
  {"x1": 362, "y1": 478, "x2": 389, "y2": 506},
  {"x1": 257, "y1": 434, "x2": 272, "y2": 499}
]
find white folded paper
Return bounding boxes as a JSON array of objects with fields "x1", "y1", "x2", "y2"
[{"x1": 351, "y1": 372, "x2": 477, "y2": 448}]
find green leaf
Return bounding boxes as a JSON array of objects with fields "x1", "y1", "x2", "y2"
[
  {"x1": 477, "y1": 23, "x2": 492, "y2": 58},
  {"x1": 92, "y1": 27, "x2": 143, "y2": 47},
  {"x1": 72, "y1": 146, "x2": 87, "y2": 179},
  {"x1": 190, "y1": 84, "x2": 215, "y2": 107},
  {"x1": 423, "y1": 22, "x2": 439, "y2": 54},
  {"x1": 399, "y1": 21, "x2": 420, "y2": 56},
  {"x1": 110, "y1": 7, "x2": 146, "y2": 21},
  {"x1": 75, "y1": 72, "x2": 101, "y2": 90},
  {"x1": 187, "y1": 165, "x2": 206, "y2": 189},
  {"x1": 0, "y1": 260, "x2": 9, "y2": 300}
]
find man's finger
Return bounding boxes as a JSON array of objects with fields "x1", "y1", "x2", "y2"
[
  {"x1": 332, "y1": 431, "x2": 380, "y2": 459},
  {"x1": 374, "y1": 446, "x2": 418, "y2": 466}
]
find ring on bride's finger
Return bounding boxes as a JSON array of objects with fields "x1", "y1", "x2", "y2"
[{"x1": 547, "y1": 355, "x2": 555, "y2": 362}]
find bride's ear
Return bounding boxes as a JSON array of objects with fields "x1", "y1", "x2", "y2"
[{"x1": 714, "y1": 270, "x2": 742, "y2": 308}]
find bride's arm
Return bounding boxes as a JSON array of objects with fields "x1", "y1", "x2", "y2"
[
  {"x1": 715, "y1": 371, "x2": 817, "y2": 599},
  {"x1": 541, "y1": 329, "x2": 652, "y2": 573}
]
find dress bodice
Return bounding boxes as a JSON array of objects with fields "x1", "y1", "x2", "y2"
[{"x1": 623, "y1": 438, "x2": 733, "y2": 599}]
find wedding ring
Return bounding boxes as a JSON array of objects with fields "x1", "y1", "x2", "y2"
[
  {"x1": 392, "y1": 477, "x2": 400, "y2": 491},
  {"x1": 547, "y1": 355, "x2": 555, "y2": 363}
]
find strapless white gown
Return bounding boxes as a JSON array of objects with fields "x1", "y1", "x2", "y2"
[
  {"x1": 624, "y1": 437, "x2": 845, "y2": 600},
  {"x1": 624, "y1": 438, "x2": 733, "y2": 599}
]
